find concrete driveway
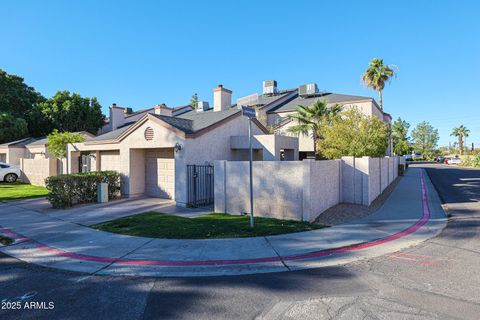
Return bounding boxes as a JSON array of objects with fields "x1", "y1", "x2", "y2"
[{"x1": 6, "y1": 196, "x2": 211, "y2": 226}]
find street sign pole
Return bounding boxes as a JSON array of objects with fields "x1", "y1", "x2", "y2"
[
  {"x1": 242, "y1": 105, "x2": 256, "y2": 228},
  {"x1": 248, "y1": 117, "x2": 254, "y2": 228}
]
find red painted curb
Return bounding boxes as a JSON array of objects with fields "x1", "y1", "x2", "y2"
[{"x1": 0, "y1": 171, "x2": 431, "y2": 267}]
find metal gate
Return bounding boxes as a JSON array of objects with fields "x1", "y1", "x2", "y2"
[{"x1": 187, "y1": 164, "x2": 214, "y2": 207}]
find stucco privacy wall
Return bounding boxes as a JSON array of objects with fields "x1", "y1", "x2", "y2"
[
  {"x1": 341, "y1": 156, "x2": 400, "y2": 206},
  {"x1": 19, "y1": 158, "x2": 56, "y2": 186},
  {"x1": 215, "y1": 156, "x2": 401, "y2": 221},
  {"x1": 215, "y1": 161, "x2": 305, "y2": 221},
  {"x1": 302, "y1": 160, "x2": 341, "y2": 221}
]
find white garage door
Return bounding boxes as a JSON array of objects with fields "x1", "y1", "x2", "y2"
[
  {"x1": 99, "y1": 150, "x2": 121, "y2": 172},
  {"x1": 145, "y1": 149, "x2": 175, "y2": 199}
]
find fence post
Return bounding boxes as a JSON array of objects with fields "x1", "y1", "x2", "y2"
[
  {"x1": 223, "y1": 161, "x2": 227, "y2": 213},
  {"x1": 193, "y1": 165, "x2": 197, "y2": 207}
]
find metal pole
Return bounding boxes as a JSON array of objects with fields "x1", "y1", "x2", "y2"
[{"x1": 249, "y1": 118, "x2": 254, "y2": 228}]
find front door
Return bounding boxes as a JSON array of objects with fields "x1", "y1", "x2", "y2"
[{"x1": 79, "y1": 153, "x2": 91, "y2": 173}]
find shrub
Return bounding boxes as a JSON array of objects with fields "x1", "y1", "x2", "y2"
[
  {"x1": 317, "y1": 109, "x2": 390, "y2": 159},
  {"x1": 461, "y1": 154, "x2": 480, "y2": 168},
  {"x1": 45, "y1": 171, "x2": 121, "y2": 208}
]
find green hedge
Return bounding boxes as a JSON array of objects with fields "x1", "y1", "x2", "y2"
[{"x1": 45, "y1": 171, "x2": 121, "y2": 208}]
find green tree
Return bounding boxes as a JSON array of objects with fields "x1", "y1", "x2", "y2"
[
  {"x1": 0, "y1": 69, "x2": 45, "y2": 117},
  {"x1": 411, "y1": 121, "x2": 439, "y2": 156},
  {"x1": 392, "y1": 117, "x2": 412, "y2": 155},
  {"x1": 0, "y1": 112, "x2": 29, "y2": 144},
  {"x1": 30, "y1": 91, "x2": 105, "y2": 136},
  {"x1": 317, "y1": 109, "x2": 390, "y2": 159},
  {"x1": 47, "y1": 130, "x2": 86, "y2": 158},
  {"x1": 287, "y1": 99, "x2": 342, "y2": 159},
  {"x1": 190, "y1": 93, "x2": 199, "y2": 108},
  {"x1": 451, "y1": 125, "x2": 470, "y2": 155},
  {"x1": 361, "y1": 58, "x2": 397, "y2": 110}
]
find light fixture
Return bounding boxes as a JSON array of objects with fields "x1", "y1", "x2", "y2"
[{"x1": 174, "y1": 142, "x2": 183, "y2": 153}]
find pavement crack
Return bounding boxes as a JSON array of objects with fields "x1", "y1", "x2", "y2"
[
  {"x1": 429, "y1": 240, "x2": 480, "y2": 255},
  {"x1": 89, "y1": 238, "x2": 156, "y2": 276},
  {"x1": 263, "y1": 236, "x2": 290, "y2": 271}
]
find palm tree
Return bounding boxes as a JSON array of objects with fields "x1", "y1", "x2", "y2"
[
  {"x1": 287, "y1": 99, "x2": 342, "y2": 159},
  {"x1": 361, "y1": 58, "x2": 397, "y2": 110},
  {"x1": 451, "y1": 125, "x2": 470, "y2": 155}
]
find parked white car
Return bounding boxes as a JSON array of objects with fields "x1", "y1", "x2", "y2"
[
  {"x1": 0, "y1": 162, "x2": 21, "y2": 183},
  {"x1": 412, "y1": 152, "x2": 423, "y2": 160},
  {"x1": 447, "y1": 157, "x2": 462, "y2": 165}
]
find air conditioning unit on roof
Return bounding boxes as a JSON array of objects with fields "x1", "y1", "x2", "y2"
[
  {"x1": 298, "y1": 83, "x2": 318, "y2": 97},
  {"x1": 263, "y1": 80, "x2": 277, "y2": 95}
]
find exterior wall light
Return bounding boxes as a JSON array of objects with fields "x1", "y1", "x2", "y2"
[{"x1": 174, "y1": 142, "x2": 183, "y2": 153}]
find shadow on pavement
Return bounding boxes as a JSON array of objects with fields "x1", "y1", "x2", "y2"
[{"x1": 0, "y1": 251, "x2": 367, "y2": 320}]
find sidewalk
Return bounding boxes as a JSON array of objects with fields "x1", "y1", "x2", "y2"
[{"x1": 0, "y1": 168, "x2": 447, "y2": 277}]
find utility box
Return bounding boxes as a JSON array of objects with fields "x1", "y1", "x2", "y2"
[{"x1": 97, "y1": 183, "x2": 108, "y2": 203}]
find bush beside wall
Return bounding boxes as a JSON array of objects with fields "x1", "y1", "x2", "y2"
[
  {"x1": 45, "y1": 171, "x2": 121, "y2": 208},
  {"x1": 461, "y1": 154, "x2": 480, "y2": 168}
]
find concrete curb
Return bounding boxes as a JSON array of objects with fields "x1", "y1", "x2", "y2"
[{"x1": 0, "y1": 169, "x2": 447, "y2": 277}]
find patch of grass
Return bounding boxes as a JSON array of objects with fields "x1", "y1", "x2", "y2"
[
  {"x1": 0, "y1": 235, "x2": 13, "y2": 246},
  {"x1": 0, "y1": 183, "x2": 49, "y2": 203},
  {"x1": 93, "y1": 212, "x2": 326, "y2": 239}
]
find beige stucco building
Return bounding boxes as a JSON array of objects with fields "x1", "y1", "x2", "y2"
[
  {"x1": 238, "y1": 81, "x2": 393, "y2": 159},
  {"x1": 67, "y1": 85, "x2": 299, "y2": 206}
]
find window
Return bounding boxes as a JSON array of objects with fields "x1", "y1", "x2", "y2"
[{"x1": 0, "y1": 164, "x2": 9, "y2": 168}]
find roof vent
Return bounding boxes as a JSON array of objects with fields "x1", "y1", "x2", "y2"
[
  {"x1": 298, "y1": 83, "x2": 318, "y2": 97},
  {"x1": 144, "y1": 127, "x2": 154, "y2": 141},
  {"x1": 263, "y1": 80, "x2": 277, "y2": 95}
]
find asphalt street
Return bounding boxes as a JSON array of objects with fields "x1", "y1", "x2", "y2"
[{"x1": 0, "y1": 163, "x2": 479, "y2": 320}]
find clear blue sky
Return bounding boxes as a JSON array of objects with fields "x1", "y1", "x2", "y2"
[{"x1": 1, "y1": 0, "x2": 479, "y2": 147}]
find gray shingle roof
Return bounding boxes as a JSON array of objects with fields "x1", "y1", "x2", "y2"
[
  {"x1": 257, "y1": 92, "x2": 291, "y2": 106},
  {"x1": 152, "y1": 115, "x2": 195, "y2": 133},
  {"x1": 0, "y1": 137, "x2": 37, "y2": 147},
  {"x1": 161, "y1": 108, "x2": 240, "y2": 133},
  {"x1": 268, "y1": 92, "x2": 373, "y2": 113},
  {"x1": 88, "y1": 123, "x2": 135, "y2": 142},
  {"x1": 124, "y1": 107, "x2": 154, "y2": 119},
  {"x1": 25, "y1": 132, "x2": 95, "y2": 146},
  {"x1": 26, "y1": 137, "x2": 48, "y2": 146},
  {"x1": 89, "y1": 108, "x2": 240, "y2": 142}
]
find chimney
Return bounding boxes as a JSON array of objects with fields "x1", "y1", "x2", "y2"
[
  {"x1": 213, "y1": 84, "x2": 232, "y2": 112},
  {"x1": 196, "y1": 101, "x2": 210, "y2": 112},
  {"x1": 154, "y1": 104, "x2": 172, "y2": 116},
  {"x1": 109, "y1": 103, "x2": 126, "y2": 130}
]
